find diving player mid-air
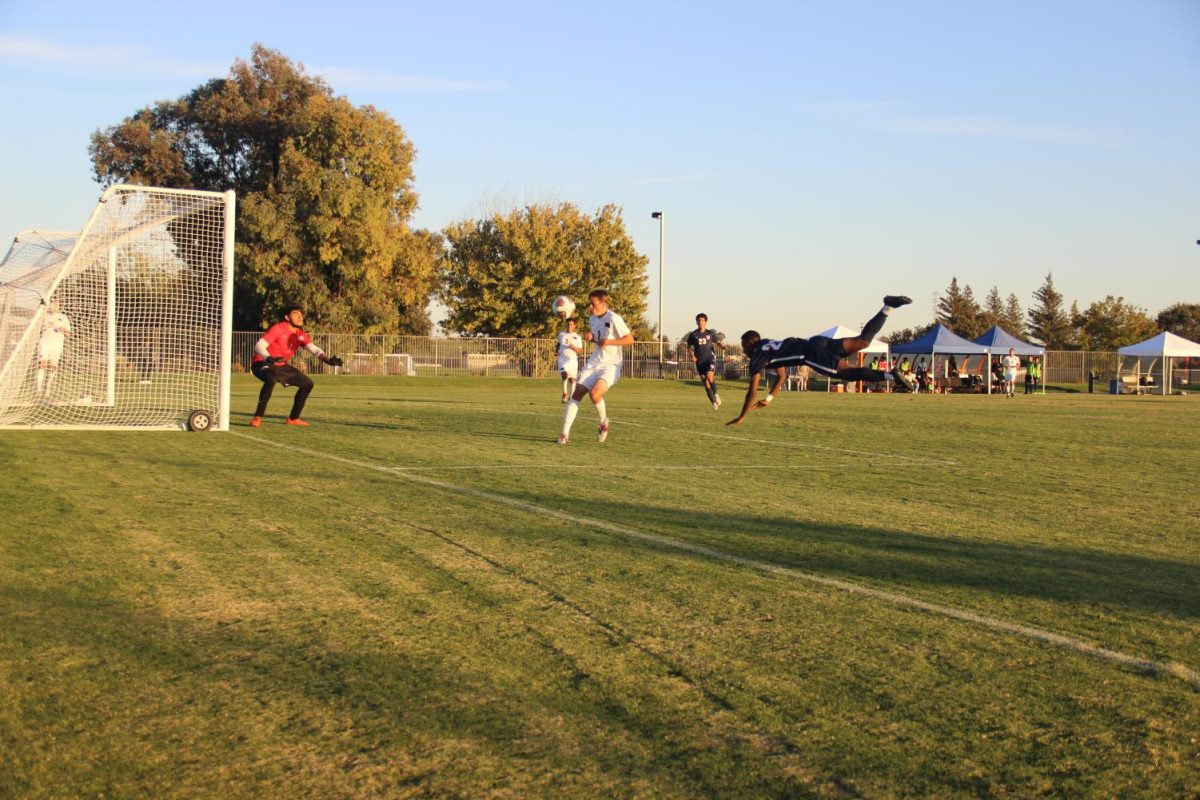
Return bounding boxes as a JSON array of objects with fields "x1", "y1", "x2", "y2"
[{"x1": 728, "y1": 295, "x2": 914, "y2": 426}]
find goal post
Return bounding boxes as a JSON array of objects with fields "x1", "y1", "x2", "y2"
[{"x1": 0, "y1": 185, "x2": 236, "y2": 430}]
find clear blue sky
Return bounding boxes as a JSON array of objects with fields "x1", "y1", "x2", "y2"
[{"x1": 2, "y1": 0, "x2": 1197, "y2": 339}]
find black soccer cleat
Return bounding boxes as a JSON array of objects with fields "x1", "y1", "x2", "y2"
[{"x1": 883, "y1": 295, "x2": 912, "y2": 308}]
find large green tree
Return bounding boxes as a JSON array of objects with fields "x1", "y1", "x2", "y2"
[
  {"x1": 89, "y1": 45, "x2": 438, "y2": 333},
  {"x1": 1156, "y1": 303, "x2": 1200, "y2": 342},
  {"x1": 1027, "y1": 273, "x2": 1073, "y2": 348},
  {"x1": 937, "y1": 277, "x2": 983, "y2": 338},
  {"x1": 982, "y1": 286, "x2": 1004, "y2": 330},
  {"x1": 1001, "y1": 293, "x2": 1027, "y2": 339},
  {"x1": 1074, "y1": 296, "x2": 1159, "y2": 350},
  {"x1": 439, "y1": 203, "x2": 652, "y2": 339}
]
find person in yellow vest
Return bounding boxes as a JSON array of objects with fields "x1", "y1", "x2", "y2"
[{"x1": 1027, "y1": 356, "x2": 1042, "y2": 393}]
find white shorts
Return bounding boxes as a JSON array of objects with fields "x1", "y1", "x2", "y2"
[
  {"x1": 38, "y1": 342, "x2": 63, "y2": 365},
  {"x1": 1004, "y1": 371, "x2": 1017, "y2": 383},
  {"x1": 577, "y1": 362, "x2": 621, "y2": 391},
  {"x1": 558, "y1": 359, "x2": 579, "y2": 379}
]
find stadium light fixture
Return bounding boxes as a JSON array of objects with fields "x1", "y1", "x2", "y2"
[{"x1": 651, "y1": 211, "x2": 664, "y2": 368}]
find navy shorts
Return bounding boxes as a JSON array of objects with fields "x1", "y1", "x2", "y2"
[
  {"x1": 252, "y1": 361, "x2": 311, "y2": 389},
  {"x1": 802, "y1": 336, "x2": 844, "y2": 375},
  {"x1": 696, "y1": 359, "x2": 715, "y2": 377}
]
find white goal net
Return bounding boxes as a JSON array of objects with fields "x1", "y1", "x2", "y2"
[{"x1": 0, "y1": 186, "x2": 235, "y2": 430}]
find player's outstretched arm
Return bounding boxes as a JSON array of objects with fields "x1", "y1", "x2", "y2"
[
  {"x1": 728, "y1": 372, "x2": 762, "y2": 426},
  {"x1": 753, "y1": 367, "x2": 787, "y2": 409}
]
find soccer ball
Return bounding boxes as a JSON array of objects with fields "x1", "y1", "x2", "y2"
[{"x1": 552, "y1": 295, "x2": 576, "y2": 319}]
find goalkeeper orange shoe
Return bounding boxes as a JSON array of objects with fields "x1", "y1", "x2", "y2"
[
  {"x1": 249, "y1": 416, "x2": 262, "y2": 428},
  {"x1": 284, "y1": 417, "x2": 311, "y2": 427}
]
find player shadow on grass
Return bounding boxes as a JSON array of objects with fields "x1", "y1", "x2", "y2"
[
  {"x1": 540, "y1": 498, "x2": 1200, "y2": 622},
  {"x1": 234, "y1": 413, "x2": 423, "y2": 432},
  {"x1": 5, "y1": 583, "x2": 790, "y2": 799},
  {"x1": 471, "y1": 431, "x2": 558, "y2": 444}
]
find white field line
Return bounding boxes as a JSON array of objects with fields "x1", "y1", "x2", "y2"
[
  {"x1": 509, "y1": 410, "x2": 960, "y2": 466},
  {"x1": 230, "y1": 432, "x2": 1200, "y2": 690}
]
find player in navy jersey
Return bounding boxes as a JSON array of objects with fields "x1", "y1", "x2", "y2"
[
  {"x1": 686, "y1": 313, "x2": 727, "y2": 409},
  {"x1": 727, "y1": 295, "x2": 913, "y2": 426}
]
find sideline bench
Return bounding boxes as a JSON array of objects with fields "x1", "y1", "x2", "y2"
[
  {"x1": 1119, "y1": 375, "x2": 1154, "y2": 395},
  {"x1": 466, "y1": 353, "x2": 512, "y2": 374}
]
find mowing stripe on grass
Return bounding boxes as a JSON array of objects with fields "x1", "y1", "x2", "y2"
[
  {"x1": 281, "y1": 463, "x2": 830, "y2": 472},
  {"x1": 231, "y1": 432, "x2": 1200, "y2": 690}
]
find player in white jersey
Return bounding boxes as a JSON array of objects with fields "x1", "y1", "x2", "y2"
[
  {"x1": 558, "y1": 289, "x2": 634, "y2": 445},
  {"x1": 556, "y1": 317, "x2": 584, "y2": 403},
  {"x1": 35, "y1": 299, "x2": 72, "y2": 399},
  {"x1": 1000, "y1": 348, "x2": 1021, "y2": 398}
]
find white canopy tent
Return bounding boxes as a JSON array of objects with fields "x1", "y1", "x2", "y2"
[
  {"x1": 1116, "y1": 332, "x2": 1200, "y2": 396},
  {"x1": 810, "y1": 325, "x2": 890, "y2": 393}
]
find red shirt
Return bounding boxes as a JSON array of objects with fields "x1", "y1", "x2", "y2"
[{"x1": 253, "y1": 321, "x2": 312, "y2": 364}]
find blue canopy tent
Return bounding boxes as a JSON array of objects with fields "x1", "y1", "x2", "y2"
[
  {"x1": 890, "y1": 324, "x2": 990, "y2": 393},
  {"x1": 973, "y1": 325, "x2": 1046, "y2": 394}
]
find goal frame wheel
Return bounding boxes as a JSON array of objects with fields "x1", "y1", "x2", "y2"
[{"x1": 186, "y1": 409, "x2": 214, "y2": 432}]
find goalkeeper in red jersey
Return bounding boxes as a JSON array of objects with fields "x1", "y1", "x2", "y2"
[{"x1": 249, "y1": 305, "x2": 342, "y2": 427}]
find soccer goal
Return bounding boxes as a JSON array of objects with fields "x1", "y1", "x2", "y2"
[{"x1": 0, "y1": 186, "x2": 235, "y2": 430}]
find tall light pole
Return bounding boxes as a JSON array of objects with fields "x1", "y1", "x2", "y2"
[{"x1": 651, "y1": 211, "x2": 664, "y2": 367}]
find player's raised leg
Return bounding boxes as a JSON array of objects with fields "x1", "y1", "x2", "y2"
[{"x1": 833, "y1": 295, "x2": 912, "y2": 386}]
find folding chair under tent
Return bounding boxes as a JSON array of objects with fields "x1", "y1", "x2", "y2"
[{"x1": 889, "y1": 323, "x2": 990, "y2": 392}]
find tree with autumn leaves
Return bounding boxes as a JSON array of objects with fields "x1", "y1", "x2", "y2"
[
  {"x1": 90, "y1": 45, "x2": 439, "y2": 334},
  {"x1": 439, "y1": 203, "x2": 651, "y2": 339},
  {"x1": 89, "y1": 46, "x2": 649, "y2": 339}
]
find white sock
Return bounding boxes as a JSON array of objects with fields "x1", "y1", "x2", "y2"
[
  {"x1": 561, "y1": 378, "x2": 570, "y2": 395},
  {"x1": 36, "y1": 368, "x2": 45, "y2": 394},
  {"x1": 562, "y1": 399, "x2": 580, "y2": 437},
  {"x1": 43, "y1": 370, "x2": 55, "y2": 394},
  {"x1": 594, "y1": 398, "x2": 607, "y2": 422},
  {"x1": 881, "y1": 305, "x2": 892, "y2": 315}
]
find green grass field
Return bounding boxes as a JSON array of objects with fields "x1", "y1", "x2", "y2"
[{"x1": 2, "y1": 376, "x2": 1198, "y2": 798}]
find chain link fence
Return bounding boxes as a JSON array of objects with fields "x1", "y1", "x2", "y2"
[
  {"x1": 233, "y1": 332, "x2": 1196, "y2": 391},
  {"x1": 233, "y1": 332, "x2": 750, "y2": 380}
]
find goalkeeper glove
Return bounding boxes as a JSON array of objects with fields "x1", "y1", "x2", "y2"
[{"x1": 323, "y1": 355, "x2": 344, "y2": 367}]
